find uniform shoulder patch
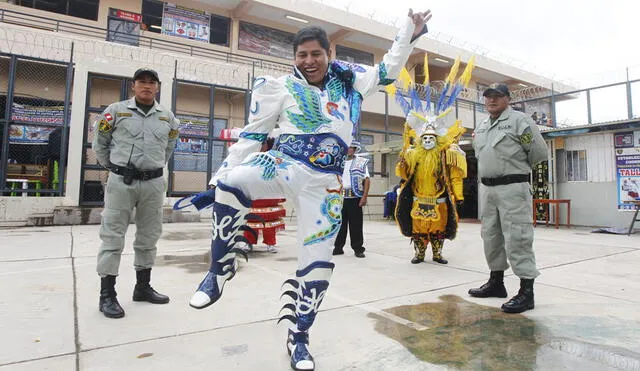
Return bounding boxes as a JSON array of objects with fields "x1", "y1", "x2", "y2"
[
  {"x1": 117, "y1": 112, "x2": 132, "y2": 117},
  {"x1": 520, "y1": 132, "x2": 532, "y2": 145},
  {"x1": 98, "y1": 119, "x2": 113, "y2": 133},
  {"x1": 168, "y1": 129, "x2": 179, "y2": 139}
]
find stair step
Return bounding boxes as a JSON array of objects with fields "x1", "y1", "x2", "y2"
[{"x1": 27, "y1": 213, "x2": 55, "y2": 226}]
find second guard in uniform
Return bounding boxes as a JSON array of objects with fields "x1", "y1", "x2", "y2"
[
  {"x1": 469, "y1": 83, "x2": 547, "y2": 313},
  {"x1": 92, "y1": 68, "x2": 180, "y2": 319}
]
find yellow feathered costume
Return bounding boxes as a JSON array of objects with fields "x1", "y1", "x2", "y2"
[{"x1": 388, "y1": 55, "x2": 474, "y2": 264}]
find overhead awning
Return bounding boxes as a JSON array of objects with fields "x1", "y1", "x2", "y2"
[
  {"x1": 364, "y1": 140, "x2": 404, "y2": 154},
  {"x1": 365, "y1": 138, "x2": 474, "y2": 154}
]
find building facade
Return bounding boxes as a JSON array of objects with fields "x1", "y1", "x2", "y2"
[{"x1": 0, "y1": 0, "x2": 569, "y2": 225}]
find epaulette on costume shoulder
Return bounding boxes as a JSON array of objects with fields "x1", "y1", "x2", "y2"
[{"x1": 445, "y1": 144, "x2": 467, "y2": 176}]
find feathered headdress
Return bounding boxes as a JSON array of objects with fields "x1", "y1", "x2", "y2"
[{"x1": 385, "y1": 54, "x2": 476, "y2": 140}]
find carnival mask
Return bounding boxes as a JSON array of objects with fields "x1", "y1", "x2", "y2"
[{"x1": 421, "y1": 134, "x2": 436, "y2": 150}]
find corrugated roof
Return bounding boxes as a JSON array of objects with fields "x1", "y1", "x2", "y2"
[{"x1": 541, "y1": 117, "x2": 640, "y2": 137}]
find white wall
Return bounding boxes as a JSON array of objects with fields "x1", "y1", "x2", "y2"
[
  {"x1": 552, "y1": 131, "x2": 636, "y2": 227},
  {"x1": 557, "y1": 181, "x2": 634, "y2": 228},
  {"x1": 563, "y1": 132, "x2": 616, "y2": 182}
]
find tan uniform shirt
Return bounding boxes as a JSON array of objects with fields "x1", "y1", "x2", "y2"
[
  {"x1": 92, "y1": 97, "x2": 179, "y2": 171},
  {"x1": 473, "y1": 107, "x2": 547, "y2": 178}
]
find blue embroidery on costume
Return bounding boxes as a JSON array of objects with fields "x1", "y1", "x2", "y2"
[
  {"x1": 378, "y1": 63, "x2": 395, "y2": 86},
  {"x1": 239, "y1": 132, "x2": 268, "y2": 142},
  {"x1": 325, "y1": 78, "x2": 344, "y2": 102},
  {"x1": 274, "y1": 133, "x2": 347, "y2": 175},
  {"x1": 241, "y1": 151, "x2": 293, "y2": 180},
  {"x1": 253, "y1": 77, "x2": 267, "y2": 90},
  {"x1": 250, "y1": 101, "x2": 260, "y2": 114},
  {"x1": 325, "y1": 61, "x2": 363, "y2": 127},
  {"x1": 304, "y1": 193, "x2": 343, "y2": 245},
  {"x1": 333, "y1": 59, "x2": 366, "y2": 73},
  {"x1": 349, "y1": 94, "x2": 362, "y2": 127},
  {"x1": 285, "y1": 77, "x2": 332, "y2": 133},
  {"x1": 277, "y1": 134, "x2": 305, "y2": 155},
  {"x1": 326, "y1": 102, "x2": 345, "y2": 121},
  {"x1": 309, "y1": 137, "x2": 343, "y2": 170}
]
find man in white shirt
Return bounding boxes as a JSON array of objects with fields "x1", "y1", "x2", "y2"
[{"x1": 334, "y1": 141, "x2": 370, "y2": 258}]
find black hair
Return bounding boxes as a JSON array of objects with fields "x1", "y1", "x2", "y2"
[{"x1": 293, "y1": 26, "x2": 330, "y2": 55}]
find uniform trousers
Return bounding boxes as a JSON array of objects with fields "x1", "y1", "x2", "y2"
[
  {"x1": 97, "y1": 174, "x2": 165, "y2": 276},
  {"x1": 480, "y1": 182, "x2": 539, "y2": 279}
]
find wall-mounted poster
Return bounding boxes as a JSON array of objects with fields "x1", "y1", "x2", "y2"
[
  {"x1": 162, "y1": 3, "x2": 210, "y2": 43},
  {"x1": 11, "y1": 104, "x2": 66, "y2": 126},
  {"x1": 238, "y1": 22, "x2": 294, "y2": 59},
  {"x1": 9, "y1": 125, "x2": 55, "y2": 144},
  {"x1": 107, "y1": 8, "x2": 142, "y2": 46},
  {"x1": 176, "y1": 115, "x2": 209, "y2": 137},
  {"x1": 614, "y1": 131, "x2": 640, "y2": 210},
  {"x1": 10, "y1": 104, "x2": 65, "y2": 144}
]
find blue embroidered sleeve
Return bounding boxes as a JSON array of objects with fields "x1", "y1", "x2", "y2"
[{"x1": 239, "y1": 132, "x2": 268, "y2": 142}]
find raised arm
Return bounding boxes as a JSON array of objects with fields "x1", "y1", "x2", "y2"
[{"x1": 352, "y1": 9, "x2": 432, "y2": 97}]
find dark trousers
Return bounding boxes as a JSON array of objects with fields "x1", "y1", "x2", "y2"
[{"x1": 334, "y1": 197, "x2": 365, "y2": 253}]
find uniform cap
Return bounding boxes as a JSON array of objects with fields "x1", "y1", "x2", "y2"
[
  {"x1": 133, "y1": 68, "x2": 160, "y2": 82},
  {"x1": 483, "y1": 83, "x2": 510, "y2": 97}
]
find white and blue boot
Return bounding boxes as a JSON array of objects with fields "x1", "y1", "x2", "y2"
[
  {"x1": 190, "y1": 182, "x2": 254, "y2": 309},
  {"x1": 280, "y1": 261, "x2": 334, "y2": 371}
]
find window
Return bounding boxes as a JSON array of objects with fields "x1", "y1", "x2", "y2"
[
  {"x1": 566, "y1": 150, "x2": 587, "y2": 182},
  {"x1": 335, "y1": 45, "x2": 374, "y2": 66},
  {"x1": 239, "y1": 22, "x2": 294, "y2": 59},
  {"x1": 17, "y1": 0, "x2": 99, "y2": 21},
  {"x1": 210, "y1": 15, "x2": 230, "y2": 46},
  {"x1": 141, "y1": 0, "x2": 163, "y2": 33},
  {"x1": 68, "y1": 0, "x2": 98, "y2": 20}
]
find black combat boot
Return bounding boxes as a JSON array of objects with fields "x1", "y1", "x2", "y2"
[
  {"x1": 132, "y1": 268, "x2": 170, "y2": 304},
  {"x1": 501, "y1": 278, "x2": 534, "y2": 313},
  {"x1": 99, "y1": 275, "x2": 125, "y2": 319},
  {"x1": 468, "y1": 271, "x2": 508, "y2": 298}
]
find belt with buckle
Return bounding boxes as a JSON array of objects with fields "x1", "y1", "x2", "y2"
[
  {"x1": 342, "y1": 189, "x2": 358, "y2": 198},
  {"x1": 111, "y1": 165, "x2": 163, "y2": 181},
  {"x1": 481, "y1": 174, "x2": 529, "y2": 187},
  {"x1": 413, "y1": 196, "x2": 446, "y2": 204}
]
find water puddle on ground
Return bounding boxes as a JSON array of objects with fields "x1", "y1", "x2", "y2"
[
  {"x1": 369, "y1": 295, "x2": 640, "y2": 370},
  {"x1": 155, "y1": 253, "x2": 210, "y2": 273},
  {"x1": 155, "y1": 252, "x2": 269, "y2": 273}
]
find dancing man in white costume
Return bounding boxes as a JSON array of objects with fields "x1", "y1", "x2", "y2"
[{"x1": 189, "y1": 8, "x2": 433, "y2": 371}]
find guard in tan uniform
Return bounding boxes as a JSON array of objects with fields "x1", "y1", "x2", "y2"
[
  {"x1": 469, "y1": 83, "x2": 547, "y2": 313},
  {"x1": 92, "y1": 68, "x2": 179, "y2": 318}
]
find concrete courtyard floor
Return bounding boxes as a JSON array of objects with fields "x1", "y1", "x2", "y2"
[{"x1": 1, "y1": 219, "x2": 639, "y2": 371}]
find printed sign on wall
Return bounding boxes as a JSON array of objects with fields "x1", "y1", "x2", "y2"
[
  {"x1": 162, "y1": 3, "x2": 210, "y2": 43},
  {"x1": 614, "y1": 131, "x2": 640, "y2": 210}
]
